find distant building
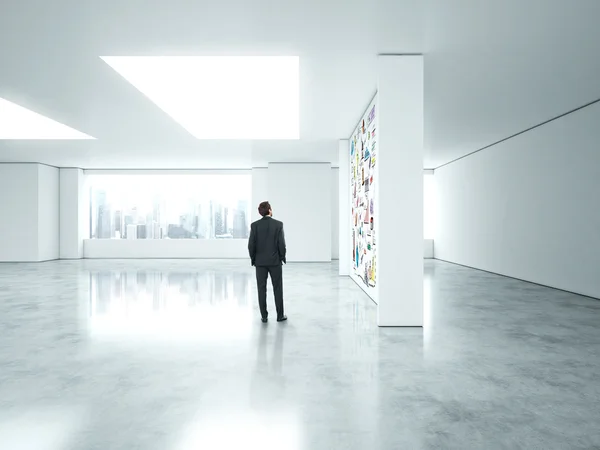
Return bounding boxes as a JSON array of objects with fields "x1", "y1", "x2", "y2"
[
  {"x1": 137, "y1": 224, "x2": 147, "y2": 239},
  {"x1": 126, "y1": 224, "x2": 137, "y2": 240},
  {"x1": 214, "y1": 205, "x2": 225, "y2": 236},
  {"x1": 96, "y1": 190, "x2": 112, "y2": 239},
  {"x1": 123, "y1": 214, "x2": 133, "y2": 239},
  {"x1": 114, "y1": 210, "x2": 122, "y2": 238},
  {"x1": 233, "y1": 211, "x2": 248, "y2": 238},
  {"x1": 167, "y1": 224, "x2": 193, "y2": 239},
  {"x1": 209, "y1": 201, "x2": 215, "y2": 238}
]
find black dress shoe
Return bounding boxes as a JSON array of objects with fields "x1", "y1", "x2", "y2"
[
  {"x1": 261, "y1": 318, "x2": 268, "y2": 323},
  {"x1": 277, "y1": 316, "x2": 287, "y2": 322}
]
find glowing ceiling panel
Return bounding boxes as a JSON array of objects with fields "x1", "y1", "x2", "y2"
[{"x1": 101, "y1": 56, "x2": 300, "y2": 140}]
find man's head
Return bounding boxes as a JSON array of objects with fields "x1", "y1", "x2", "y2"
[{"x1": 258, "y1": 201, "x2": 272, "y2": 217}]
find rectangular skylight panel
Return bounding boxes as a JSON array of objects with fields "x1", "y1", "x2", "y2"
[
  {"x1": 101, "y1": 56, "x2": 299, "y2": 140},
  {"x1": 0, "y1": 98, "x2": 95, "y2": 140}
]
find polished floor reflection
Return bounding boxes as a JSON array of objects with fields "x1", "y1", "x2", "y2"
[{"x1": 0, "y1": 259, "x2": 599, "y2": 449}]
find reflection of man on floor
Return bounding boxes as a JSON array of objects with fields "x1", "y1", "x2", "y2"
[
  {"x1": 248, "y1": 201, "x2": 287, "y2": 323},
  {"x1": 250, "y1": 327, "x2": 286, "y2": 411}
]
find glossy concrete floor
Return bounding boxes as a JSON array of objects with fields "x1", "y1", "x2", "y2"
[{"x1": 0, "y1": 259, "x2": 599, "y2": 450}]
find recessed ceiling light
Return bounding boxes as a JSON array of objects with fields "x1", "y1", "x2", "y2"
[
  {"x1": 101, "y1": 56, "x2": 299, "y2": 140},
  {"x1": 0, "y1": 98, "x2": 95, "y2": 140}
]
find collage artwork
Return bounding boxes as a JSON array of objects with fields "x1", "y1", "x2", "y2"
[{"x1": 350, "y1": 99, "x2": 377, "y2": 288}]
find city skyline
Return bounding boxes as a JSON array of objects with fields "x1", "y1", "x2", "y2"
[{"x1": 90, "y1": 175, "x2": 250, "y2": 240}]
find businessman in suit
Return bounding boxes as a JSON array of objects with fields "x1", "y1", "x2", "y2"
[{"x1": 248, "y1": 201, "x2": 287, "y2": 323}]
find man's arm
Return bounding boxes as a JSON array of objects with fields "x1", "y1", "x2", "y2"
[
  {"x1": 278, "y1": 224, "x2": 287, "y2": 264},
  {"x1": 248, "y1": 224, "x2": 257, "y2": 266}
]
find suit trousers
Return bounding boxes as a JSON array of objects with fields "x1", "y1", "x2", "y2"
[{"x1": 255, "y1": 265, "x2": 284, "y2": 319}]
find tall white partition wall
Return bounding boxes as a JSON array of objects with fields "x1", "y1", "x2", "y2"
[
  {"x1": 377, "y1": 55, "x2": 424, "y2": 326},
  {"x1": 344, "y1": 56, "x2": 423, "y2": 326},
  {"x1": 268, "y1": 163, "x2": 332, "y2": 262}
]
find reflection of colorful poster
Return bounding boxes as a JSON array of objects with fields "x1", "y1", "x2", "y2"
[{"x1": 350, "y1": 96, "x2": 377, "y2": 289}]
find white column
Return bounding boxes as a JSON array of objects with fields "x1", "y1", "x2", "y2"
[
  {"x1": 338, "y1": 139, "x2": 350, "y2": 275},
  {"x1": 38, "y1": 164, "x2": 60, "y2": 261},
  {"x1": 60, "y1": 168, "x2": 87, "y2": 259},
  {"x1": 0, "y1": 163, "x2": 60, "y2": 262},
  {"x1": 0, "y1": 164, "x2": 41, "y2": 262},
  {"x1": 377, "y1": 55, "x2": 424, "y2": 327}
]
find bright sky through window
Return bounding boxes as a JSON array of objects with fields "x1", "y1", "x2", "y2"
[
  {"x1": 101, "y1": 56, "x2": 299, "y2": 140},
  {"x1": 0, "y1": 98, "x2": 95, "y2": 140}
]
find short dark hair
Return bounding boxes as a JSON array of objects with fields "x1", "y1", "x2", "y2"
[{"x1": 258, "y1": 201, "x2": 271, "y2": 217}]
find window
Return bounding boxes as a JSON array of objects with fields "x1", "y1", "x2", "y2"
[{"x1": 88, "y1": 174, "x2": 251, "y2": 240}]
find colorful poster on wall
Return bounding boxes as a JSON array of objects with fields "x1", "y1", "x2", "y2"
[{"x1": 350, "y1": 96, "x2": 377, "y2": 289}]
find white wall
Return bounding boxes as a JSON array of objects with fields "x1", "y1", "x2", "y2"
[
  {"x1": 37, "y1": 164, "x2": 60, "y2": 261},
  {"x1": 84, "y1": 239, "x2": 248, "y2": 259},
  {"x1": 423, "y1": 169, "x2": 435, "y2": 259},
  {"x1": 268, "y1": 163, "x2": 332, "y2": 262},
  {"x1": 251, "y1": 167, "x2": 269, "y2": 223},
  {"x1": 435, "y1": 101, "x2": 600, "y2": 299},
  {"x1": 0, "y1": 164, "x2": 40, "y2": 261},
  {"x1": 424, "y1": 239, "x2": 434, "y2": 259},
  {"x1": 59, "y1": 168, "x2": 87, "y2": 259},
  {"x1": 0, "y1": 163, "x2": 59, "y2": 262},
  {"x1": 254, "y1": 165, "x2": 338, "y2": 262},
  {"x1": 331, "y1": 167, "x2": 339, "y2": 260},
  {"x1": 424, "y1": 170, "x2": 436, "y2": 239}
]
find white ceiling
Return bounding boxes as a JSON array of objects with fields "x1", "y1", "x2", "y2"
[{"x1": 0, "y1": 0, "x2": 599, "y2": 169}]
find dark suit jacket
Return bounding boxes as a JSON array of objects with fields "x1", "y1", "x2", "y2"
[{"x1": 248, "y1": 216, "x2": 287, "y2": 266}]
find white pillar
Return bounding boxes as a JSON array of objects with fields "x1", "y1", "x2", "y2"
[
  {"x1": 338, "y1": 139, "x2": 350, "y2": 275},
  {"x1": 0, "y1": 163, "x2": 58, "y2": 262},
  {"x1": 377, "y1": 55, "x2": 424, "y2": 327},
  {"x1": 59, "y1": 168, "x2": 87, "y2": 259}
]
